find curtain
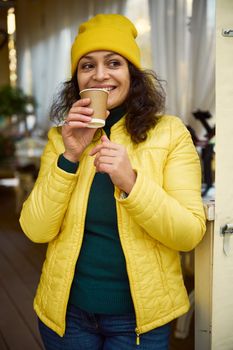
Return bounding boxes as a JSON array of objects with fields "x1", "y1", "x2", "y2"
[
  {"x1": 16, "y1": 0, "x2": 126, "y2": 130},
  {"x1": 188, "y1": 0, "x2": 215, "y2": 135},
  {"x1": 148, "y1": 0, "x2": 215, "y2": 135}
]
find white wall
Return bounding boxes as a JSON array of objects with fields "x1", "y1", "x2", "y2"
[{"x1": 212, "y1": 1, "x2": 233, "y2": 348}]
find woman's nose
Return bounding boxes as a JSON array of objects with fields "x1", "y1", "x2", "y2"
[{"x1": 93, "y1": 66, "x2": 109, "y2": 81}]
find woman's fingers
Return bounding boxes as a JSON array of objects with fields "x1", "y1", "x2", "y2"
[
  {"x1": 89, "y1": 138, "x2": 117, "y2": 156},
  {"x1": 63, "y1": 120, "x2": 91, "y2": 128},
  {"x1": 91, "y1": 140, "x2": 122, "y2": 170},
  {"x1": 62, "y1": 99, "x2": 93, "y2": 128},
  {"x1": 72, "y1": 97, "x2": 91, "y2": 107},
  {"x1": 63, "y1": 98, "x2": 93, "y2": 122},
  {"x1": 69, "y1": 103, "x2": 93, "y2": 114},
  {"x1": 89, "y1": 144, "x2": 102, "y2": 156},
  {"x1": 89, "y1": 135, "x2": 136, "y2": 192},
  {"x1": 101, "y1": 135, "x2": 110, "y2": 143}
]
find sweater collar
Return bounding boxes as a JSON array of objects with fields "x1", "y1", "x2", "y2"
[{"x1": 104, "y1": 105, "x2": 126, "y2": 132}]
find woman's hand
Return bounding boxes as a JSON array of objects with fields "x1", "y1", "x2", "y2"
[
  {"x1": 61, "y1": 98, "x2": 97, "y2": 162},
  {"x1": 90, "y1": 135, "x2": 137, "y2": 194}
]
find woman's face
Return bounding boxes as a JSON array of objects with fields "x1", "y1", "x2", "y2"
[{"x1": 77, "y1": 51, "x2": 130, "y2": 109}]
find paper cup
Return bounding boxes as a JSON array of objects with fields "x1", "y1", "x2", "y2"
[{"x1": 79, "y1": 88, "x2": 109, "y2": 128}]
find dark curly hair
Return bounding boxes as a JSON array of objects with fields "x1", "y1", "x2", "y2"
[{"x1": 50, "y1": 62, "x2": 166, "y2": 144}]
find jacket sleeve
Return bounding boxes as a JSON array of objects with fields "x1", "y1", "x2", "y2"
[
  {"x1": 19, "y1": 128, "x2": 78, "y2": 243},
  {"x1": 116, "y1": 117, "x2": 206, "y2": 252}
]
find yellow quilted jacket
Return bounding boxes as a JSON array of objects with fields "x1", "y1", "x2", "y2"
[{"x1": 20, "y1": 115, "x2": 206, "y2": 337}]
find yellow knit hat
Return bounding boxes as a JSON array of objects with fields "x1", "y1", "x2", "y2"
[{"x1": 71, "y1": 14, "x2": 141, "y2": 75}]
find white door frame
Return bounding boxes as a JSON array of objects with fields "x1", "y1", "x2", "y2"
[{"x1": 195, "y1": 1, "x2": 233, "y2": 349}]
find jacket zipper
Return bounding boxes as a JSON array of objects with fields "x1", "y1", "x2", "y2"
[
  {"x1": 111, "y1": 128, "x2": 143, "y2": 346},
  {"x1": 136, "y1": 329, "x2": 141, "y2": 345},
  {"x1": 115, "y1": 201, "x2": 142, "y2": 346}
]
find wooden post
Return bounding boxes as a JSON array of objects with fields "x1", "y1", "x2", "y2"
[{"x1": 195, "y1": 201, "x2": 215, "y2": 350}]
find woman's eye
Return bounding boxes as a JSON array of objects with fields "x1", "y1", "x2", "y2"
[
  {"x1": 108, "y1": 60, "x2": 121, "y2": 68},
  {"x1": 81, "y1": 63, "x2": 94, "y2": 70}
]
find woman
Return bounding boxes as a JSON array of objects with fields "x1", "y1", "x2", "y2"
[{"x1": 20, "y1": 14, "x2": 206, "y2": 350}]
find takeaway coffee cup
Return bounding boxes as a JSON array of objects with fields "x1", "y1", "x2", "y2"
[{"x1": 79, "y1": 88, "x2": 109, "y2": 128}]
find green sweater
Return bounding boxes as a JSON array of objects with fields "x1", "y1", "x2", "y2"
[{"x1": 58, "y1": 107, "x2": 134, "y2": 314}]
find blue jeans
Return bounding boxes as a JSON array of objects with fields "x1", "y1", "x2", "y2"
[{"x1": 38, "y1": 304, "x2": 171, "y2": 350}]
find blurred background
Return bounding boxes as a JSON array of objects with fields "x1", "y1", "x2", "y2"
[{"x1": 0, "y1": 0, "x2": 215, "y2": 349}]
